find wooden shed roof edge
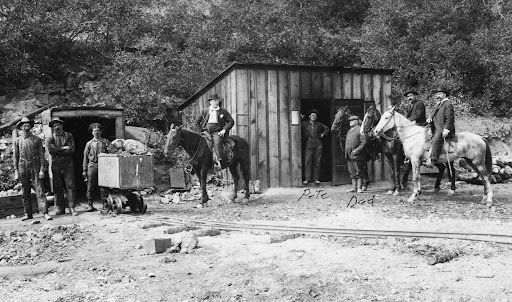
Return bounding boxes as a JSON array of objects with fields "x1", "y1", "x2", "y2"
[
  {"x1": 177, "y1": 62, "x2": 394, "y2": 110},
  {"x1": 51, "y1": 106, "x2": 123, "y2": 112}
]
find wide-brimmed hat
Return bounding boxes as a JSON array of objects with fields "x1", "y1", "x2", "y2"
[
  {"x1": 403, "y1": 89, "x2": 418, "y2": 96},
  {"x1": 89, "y1": 123, "x2": 103, "y2": 132},
  {"x1": 16, "y1": 117, "x2": 34, "y2": 130},
  {"x1": 432, "y1": 86, "x2": 450, "y2": 97},
  {"x1": 207, "y1": 93, "x2": 221, "y2": 101},
  {"x1": 49, "y1": 117, "x2": 64, "y2": 127},
  {"x1": 309, "y1": 109, "x2": 320, "y2": 116},
  {"x1": 349, "y1": 115, "x2": 360, "y2": 121}
]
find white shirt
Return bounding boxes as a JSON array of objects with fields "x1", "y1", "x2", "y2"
[{"x1": 207, "y1": 105, "x2": 220, "y2": 123}]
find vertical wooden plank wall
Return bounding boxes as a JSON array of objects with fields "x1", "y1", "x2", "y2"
[
  {"x1": 236, "y1": 70, "x2": 248, "y2": 139},
  {"x1": 267, "y1": 70, "x2": 280, "y2": 187},
  {"x1": 278, "y1": 71, "x2": 291, "y2": 187},
  {"x1": 255, "y1": 70, "x2": 269, "y2": 187},
  {"x1": 289, "y1": 71, "x2": 301, "y2": 186}
]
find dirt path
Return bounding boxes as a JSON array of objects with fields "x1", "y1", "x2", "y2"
[{"x1": 1, "y1": 179, "x2": 511, "y2": 301}]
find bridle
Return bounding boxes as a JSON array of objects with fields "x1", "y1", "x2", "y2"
[
  {"x1": 166, "y1": 128, "x2": 202, "y2": 173},
  {"x1": 375, "y1": 108, "x2": 423, "y2": 141}
]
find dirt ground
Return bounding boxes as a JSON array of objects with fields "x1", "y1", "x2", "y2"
[{"x1": 1, "y1": 176, "x2": 512, "y2": 302}]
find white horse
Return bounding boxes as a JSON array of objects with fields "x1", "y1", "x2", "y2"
[{"x1": 373, "y1": 106, "x2": 494, "y2": 206}]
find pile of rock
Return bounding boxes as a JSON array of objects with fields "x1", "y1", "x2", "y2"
[
  {"x1": 457, "y1": 156, "x2": 512, "y2": 184},
  {"x1": 0, "y1": 224, "x2": 88, "y2": 266}
]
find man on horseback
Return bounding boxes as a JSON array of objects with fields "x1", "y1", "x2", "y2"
[
  {"x1": 427, "y1": 87, "x2": 455, "y2": 166},
  {"x1": 302, "y1": 109, "x2": 329, "y2": 185},
  {"x1": 404, "y1": 89, "x2": 426, "y2": 126},
  {"x1": 195, "y1": 94, "x2": 234, "y2": 170}
]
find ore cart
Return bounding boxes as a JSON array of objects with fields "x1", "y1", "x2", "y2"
[{"x1": 98, "y1": 154, "x2": 154, "y2": 214}]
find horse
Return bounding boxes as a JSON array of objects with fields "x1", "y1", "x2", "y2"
[
  {"x1": 330, "y1": 106, "x2": 352, "y2": 152},
  {"x1": 373, "y1": 106, "x2": 494, "y2": 206},
  {"x1": 361, "y1": 105, "x2": 456, "y2": 196},
  {"x1": 164, "y1": 124, "x2": 251, "y2": 207}
]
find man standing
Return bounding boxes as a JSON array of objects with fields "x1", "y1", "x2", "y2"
[
  {"x1": 345, "y1": 115, "x2": 368, "y2": 193},
  {"x1": 404, "y1": 89, "x2": 426, "y2": 125},
  {"x1": 428, "y1": 87, "x2": 455, "y2": 166},
  {"x1": 13, "y1": 117, "x2": 52, "y2": 221},
  {"x1": 195, "y1": 94, "x2": 234, "y2": 170},
  {"x1": 302, "y1": 109, "x2": 329, "y2": 185},
  {"x1": 83, "y1": 123, "x2": 110, "y2": 212},
  {"x1": 45, "y1": 118, "x2": 77, "y2": 216}
]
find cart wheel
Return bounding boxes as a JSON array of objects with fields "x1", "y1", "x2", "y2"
[{"x1": 112, "y1": 196, "x2": 123, "y2": 215}]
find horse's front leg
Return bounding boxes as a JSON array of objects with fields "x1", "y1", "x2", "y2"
[
  {"x1": 199, "y1": 166, "x2": 209, "y2": 206},
  {"x1": 407, "y1": 159, "x2": 422, "y2": 203},
  {"x1": 401, "y1": 162, "x2": 412, "y2": 190},
  {"x1": 392, "y1": 153, "x2": 401, "y2": 196},
  {"x1": 384, "y1": 153, "x2": 397, "y2": 195},
  {"x1": 447, "y1": 161, "x2": 456, "y2": 196},
  {"x1": 228, "y1": 164, "x2": 240, "y2": 202}
]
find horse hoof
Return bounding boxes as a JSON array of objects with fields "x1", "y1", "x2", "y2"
[
  {"x1": 229, "y1": 195, "x2": 237, "y2": 202},
  {"x1": 386, "y1": 190, "x2": 394, "y2": 195},
  {"x1": 392, "y1": 190, "x2": 400, "y2": 196},
  {"x1": 241, "y1": 198, "x2": 249, "y2": 204},
  {"x1": 447, "y1": 189, "x2": 455, "y2": 196},
  {"x1": 433, "y1": 188, "x2": 440, "y2": 193}
]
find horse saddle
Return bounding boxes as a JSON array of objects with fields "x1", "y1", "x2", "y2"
[{"x1": 201, "y1": 132, "x2": 235, "y2": 162}]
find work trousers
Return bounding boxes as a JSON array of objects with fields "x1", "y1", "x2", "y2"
[
  {"x1": 347, "y1": 160, "x2": 366, "y2": 179},
  {"x1": 304, "y1": 139, "x2": 323, "y2": 181},
  {"x1": 206, "y1": 123, "x2": 223, "y2": 161},
  {"x1": 19, "y1": 162, "x2": 47, "y2": 216},
  {"x1": 51, "y1": 159, "x2": 76, "y2": 210},
  {"x1": 86, "y1": 163, "x2": 105, "y2": 201},
  {"x1": 430, "y1": 131, "x2": 454, "y2": 160}
]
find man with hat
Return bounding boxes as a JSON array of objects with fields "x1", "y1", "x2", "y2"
[
  {"x1": 83, "y1": 123, "x2": 110, "y2": 212},
  {"x1": 195, "y1": 94, "x2": 234, "y2": 169},
  {"x1": 45, "y1": 117, "x2": 77, "y2": 216},
  {"x1": 301, "y1": 109, "x2": 329, "y2": 185},
  {"x1": 345, "y1": 115, "x2": 368, "y2": 192},
  {"x1": 404, "y1": 89, "x2": 426, "y2": 125},
  {"x1": 427, "y1": 86, "x2": 455, "y2": 166},
  {"x1": 13, "y1": 117, "x2": 51, "y2": 221}
]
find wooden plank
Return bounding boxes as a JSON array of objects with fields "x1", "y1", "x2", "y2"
[
  {"x1": 300, "y1": 71, "x2": 311, "y2": 99},
  {"x1": 278, "y1": 70, "x2": 291, "y2": 187},
  {"x1": 343, "y1": 73, "x2": 352, "y2": 99},
  {"x1": 236, "y1": 69, "x2": 249, "y2": 139},
  {"x1": 289, "y1": 71, "x2": 301, "y2": 186},
  {"x1": 363, "y1": 74, "x2": 372, "y2": 103},
  {"x1": 353, "y1": 73, "x2": 362, "y2": 99},
  {"x1": 268, "y1": 70, "x2": 280, "y2": 187},
  {"x1": 249, "y1": 70, "x2": 258, "y2": 182},
  {"x1": 322, "y1": 72, "x2": 332, "y2": 99},
  {"x1": 256, "y1": 69, "x2": 269, "y2": 188},
  {"x1": 53, "y1": 110, "x2": 123, "y2": 118},
  {"x1": 333, "y1": 72, "x2": 343, "y2": 99},
  {"x1": 311, "y1": 72, "x2": 322, "y2": 98},
  {"x1": 383, "y1": 74, "x2": 392, "y2": 109},
  {"x1": 372, "y1": 74, "x2": 382, "y2": 111}
]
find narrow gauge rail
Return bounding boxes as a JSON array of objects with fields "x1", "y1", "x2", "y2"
[{"x1": 133, "y1": 214, "x2": 512, "y2": 245}]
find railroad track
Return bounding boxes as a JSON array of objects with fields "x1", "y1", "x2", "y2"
[{"x1": 132, "y1": 213, "x2": 512, "y2": 245}]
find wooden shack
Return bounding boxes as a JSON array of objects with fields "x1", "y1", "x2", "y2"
[{"x1": 178, "y1": 63, "x2": 393, "y2": 188}]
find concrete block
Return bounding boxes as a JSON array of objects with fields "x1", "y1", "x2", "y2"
[{"x1": 143, "y1": 237, "x2": 173, "y2": 254}]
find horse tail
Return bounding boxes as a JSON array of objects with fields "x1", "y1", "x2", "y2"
[{"x1": 484, "y1": 138, "x2": 492, "y2": 173}]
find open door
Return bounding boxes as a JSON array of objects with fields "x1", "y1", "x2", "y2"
[{"x1": 331, "y1": 99, "x2": 366, "y2": 185}]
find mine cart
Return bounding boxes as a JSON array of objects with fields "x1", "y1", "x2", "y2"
[{"x1": 98, "y1": 154, "x2": 154, "y2": 214}]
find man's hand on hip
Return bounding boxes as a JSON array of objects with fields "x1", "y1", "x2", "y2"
[
  {"x1": 218, "y1": 129, "x2": 226, "y2": 137},
  {"x1": 442, "y1": 129, "x2": 450, "y2": 138}
]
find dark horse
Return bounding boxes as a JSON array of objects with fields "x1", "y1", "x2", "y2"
[
  {"x1": 164, "y1": 124, "x2": 251, "y2": 207},
  {"x1": 361, "y1": 105, "x2": 456, "y2": 196}
]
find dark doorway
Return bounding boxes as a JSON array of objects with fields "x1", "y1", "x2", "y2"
[
  {"x1": 60, "y1": 117, "x2": 116, "y2": 199},
  {"x1": 300, "y1": 99, "x2": 332, "y2": 183}
]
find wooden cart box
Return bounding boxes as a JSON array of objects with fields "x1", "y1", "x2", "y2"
[
  {"x1": 0, "y1": 193, "x2": 38, "y2": 218},
  {"x1": 98, "y1": 154, "x2": 154, "y2": 189}
]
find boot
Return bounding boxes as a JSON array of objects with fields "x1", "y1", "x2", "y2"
[
  {"x1": 86, "y1": 198, "x2": 97, "y2": 212},
  {"x1": 67, "y1": 190, "x2": 78, "y2": 216},
  {"x1": 357, "y1": 179, "x2": 364, "y2": 193},
  {"x1": 55, "y1": 193, "x2": 66, "y2": 215},
  {"x1": 21, "y1": 214, "x2": 33, "y2": 221},
  {"x1": 361, "y1": 179, "x2": 368, "y2": 192},
  {"x1": 346, "y1": 179, "x2": 358, "y2": 192}
]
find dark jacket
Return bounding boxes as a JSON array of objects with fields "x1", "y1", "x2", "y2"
[
  {"x1": 195, "y1": 107, "x2": 234, "y2": 136},
  {"x1": 406, "y1": 100, "x2": 426, "y2": 125},
  {"x1": 431, "y1": 99, "x2": 455, "y2": 134},
  {"x1": 301, "y1": 121, "x2": 329, "y2": 143},
  {"x1": 345, "y1": 125, "x2": 368, "y2": 161}
]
